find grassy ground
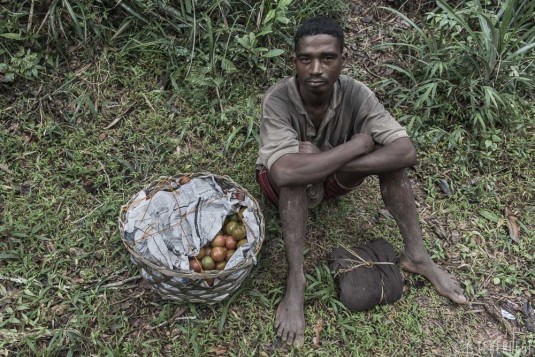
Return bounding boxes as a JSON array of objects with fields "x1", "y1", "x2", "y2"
[{"x1": 1, "y1": 2, "x2": 534, "y2": 357}]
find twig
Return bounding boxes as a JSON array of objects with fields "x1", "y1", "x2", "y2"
[
  {"x1": 97, "y1": 160, "x2": 112, "y2": 190},
  {"x1": 103, "y1": 104, "x2": 134, "y2": 129},
  {"x1": 100, "y1": 275, "x2": 142, "y2": 288},
  {"x1": 72, "y1": 202, "x2": 105, "y2": 224},
  {"x1": 36, "y1": 2, "x2": 51, "y2": 35},
  {"x1": 0, "y1": 275, "x2": 29, "y2": 284},
  {"x1": 142, "y1": 93, "x2": 156, "y2": 112},
  {"x1": 444, "y1": 309, "x2": 485, "y2": 315},
  {"x1": 92, "y1": 267, "x2": 128, "y2": 286},
  {"x1": 27, "y1": 0, "x2": 35, "y2": 31}
]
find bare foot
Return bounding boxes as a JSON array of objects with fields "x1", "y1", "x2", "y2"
[
  {"x1": 401, "y1": 255, "x2": 467, "y2": 304},
  {"x1": 275, "y1": 273, "x2": 306, "y2": 348}
]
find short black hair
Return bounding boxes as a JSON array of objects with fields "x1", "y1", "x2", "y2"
[{"x1": 294, "y1": 16, "x2": 344, "y2": 52}]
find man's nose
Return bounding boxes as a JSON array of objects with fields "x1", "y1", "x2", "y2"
[{"x1": 310, "y1": 59, "x2": 323, "y2": 74}]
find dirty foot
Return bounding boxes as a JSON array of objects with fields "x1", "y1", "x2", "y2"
[
  {"x1": 401, "y1": 255, "x2": 467, "y2": 304},
  {"x1": 275, "y1": 273, "x2": 306, "y2": 348}
]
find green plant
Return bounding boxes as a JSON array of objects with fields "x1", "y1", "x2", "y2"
[
  {"x1": 0, "y1": 48, "x2": 44, "y2": 82},
  {"x1": 375, "y1": 0, "x2": 534, "y2": 146}
]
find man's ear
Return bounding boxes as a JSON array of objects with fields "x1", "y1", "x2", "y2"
[
  {"x1": 341, "y1": 52, "x2": 348, "y2": 66},
  {"x1": 291, "y1": 54, "x2": 297, "y2": 66}
]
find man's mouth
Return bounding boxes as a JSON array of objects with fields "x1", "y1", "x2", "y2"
[{"x1": 306, "y1": 79, "x2": 326, "y2": 87}]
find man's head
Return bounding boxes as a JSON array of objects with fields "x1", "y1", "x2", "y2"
[
  {"x1": 292, "y1": 17, "x2": 346, "y2": 99},
  {"x1": 294, "y1": 16, "x2": 344, "y2": 53}
]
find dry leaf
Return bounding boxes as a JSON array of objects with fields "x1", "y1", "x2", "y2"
[
  {"x1": 208, "y1": 346, "x2": 228, "y2": 356},
  {"x1": 312, "y1": 318, "x2": 324, "y2": 349},
  {"x1": 0, "y1": 164, "x2": 13, "y2": 175},
  {"x1": 504, "y1": 206, "x2": 520, "y2": 243},
  {"x1": 428, "y1": 219, "x2": 447, "y2": 240}
]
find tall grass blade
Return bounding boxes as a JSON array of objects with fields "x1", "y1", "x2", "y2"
[
  {"x1": 507, "y1": 43, "x2": 535, "y2": 59},
  {"x1": 62, "y1": 0, "x2": 83, "y2": 41},
  {"x1": 378, "y1": 6, "x2": 426, "y2": 39},
  {"x1": 110, "y1": 19, "x2": 133, "y2": 42}
]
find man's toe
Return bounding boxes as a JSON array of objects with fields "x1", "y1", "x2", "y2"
[
  {"x1": 293, "y1": 334, "x2": 304, "y2": 348},
  {"x1": 452, "y1": 292, "x2": 467, "y2": 304}
]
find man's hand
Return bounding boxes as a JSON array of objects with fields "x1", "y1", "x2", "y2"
[
  {"x1": 350, "y1": 133, "x2": 375, "y2": 155},
  {"x1": 299, "y1": 141, "x2": 321, "y2": 154}
]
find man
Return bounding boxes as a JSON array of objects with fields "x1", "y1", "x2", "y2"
[{"x1": 255, "y1": 16, "x2": 467, "y2": 348}]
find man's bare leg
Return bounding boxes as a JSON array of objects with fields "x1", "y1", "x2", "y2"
[
  {"x1": 275, "y1": 185, "x2": 307, "y2": 347},
  {"x1": 378, "y1": 169, "x2": 467, "y2": 304}
]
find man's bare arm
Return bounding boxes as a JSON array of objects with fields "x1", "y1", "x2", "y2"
[
  {"x1": 339, "y1": 137, "x2": 417, "y2": 176},
  {"x1": 269, "y1": 134, "x2": 374, "y2": 187}
]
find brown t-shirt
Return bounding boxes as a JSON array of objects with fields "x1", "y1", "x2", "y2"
[{"x1": 257, "y1": 75, "x2": 409, "y2": 170}]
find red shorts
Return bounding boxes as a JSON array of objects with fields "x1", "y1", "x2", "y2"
[{"x1": 255, "y1": 166, "x2": 364, "y2": 206}]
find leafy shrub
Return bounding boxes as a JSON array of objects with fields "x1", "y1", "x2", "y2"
[{"x1": 375, "y1": 0, "x2": 534, "y2": 147}]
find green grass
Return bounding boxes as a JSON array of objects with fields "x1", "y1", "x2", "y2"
[{"x1": 1, "y1": 1, "x2": 534, "y2": 356}]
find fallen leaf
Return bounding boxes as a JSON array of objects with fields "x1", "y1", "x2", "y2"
[
  {"x1": 172, "y1": 306, "x2": 188, "y2": 319},
  {"x1": 428, "y1": 219, "x2": 447, "y2": 240},
  {"x1": 451, "y1": 230, "x2": 461, "y2": 244},
  {"x1": 479, "y1": 209, "x2": 500, "y2": 223},
  {"x1": 361, "y1": 15, "x2": 374, "y2": 24},
  {"x1": 0, "y1": 164, "x2": 13, "y2": 175},
  {"x1": 504, "y1": 206, "x2": 520, "y2": 243},
  {"x1": 438, "y1": 179, "x2": 452, "y2": 196},
  {"x1": 208, "y1": 346, "x2": 228, "y2": 356},
  {"x1": 312, "y1": 318, "x2": 324, "y2": 349}
]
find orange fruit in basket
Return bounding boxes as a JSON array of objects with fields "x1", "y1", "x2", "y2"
[
  {"x1": 189, "y1": 258, "x2": 202, "y2": 272},
  {"x1": 215, "y1": 261, "x2": 226, "y2": 270},
  {"x1": 226, "y1": 249, "x2": 235, "y2": 261},
  {"x1": 211, "y1": 234, "x2": 226, "y2": 248},
  {"x1": 201, "y1": 256, "x2": 215, "y2": 270},
  {"x1": 225, "y1": 235, "x2": 237, "y2": 250},
  {"x1": 225, "y1": 221, "x2": 238, "y2": 235},
  {"x1": 211, "y1": 247, "x2": 226, "y2": 263},
  {"x1": 204, "y1": 247, "x2": 212, "y2": 258},
  {"x1": 196, "y1": 247, "x2": 206, "y2": 260},
  {"x1": 232, "y1": 224, "x2": 246, "y2": 241},
  {"x1": 237, "y1": 239, "x2": 247, "y2": 248}
]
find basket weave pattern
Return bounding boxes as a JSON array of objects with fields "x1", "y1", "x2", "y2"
[{"x1": 119, "y1": 173, "x2": 265, "y2": 303}]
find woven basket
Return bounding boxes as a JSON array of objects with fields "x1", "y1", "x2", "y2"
[{"x1": 118, "y1": 172, "x2": 265, "y2": 304}]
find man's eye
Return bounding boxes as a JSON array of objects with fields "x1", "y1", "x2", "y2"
[{"x1": 300, "y1": 57, "x2": 311, "y2": 63}]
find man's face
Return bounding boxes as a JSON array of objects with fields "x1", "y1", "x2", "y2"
[{"x1": 293, "y1": 34, "x2": 346, "y2": 98}]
